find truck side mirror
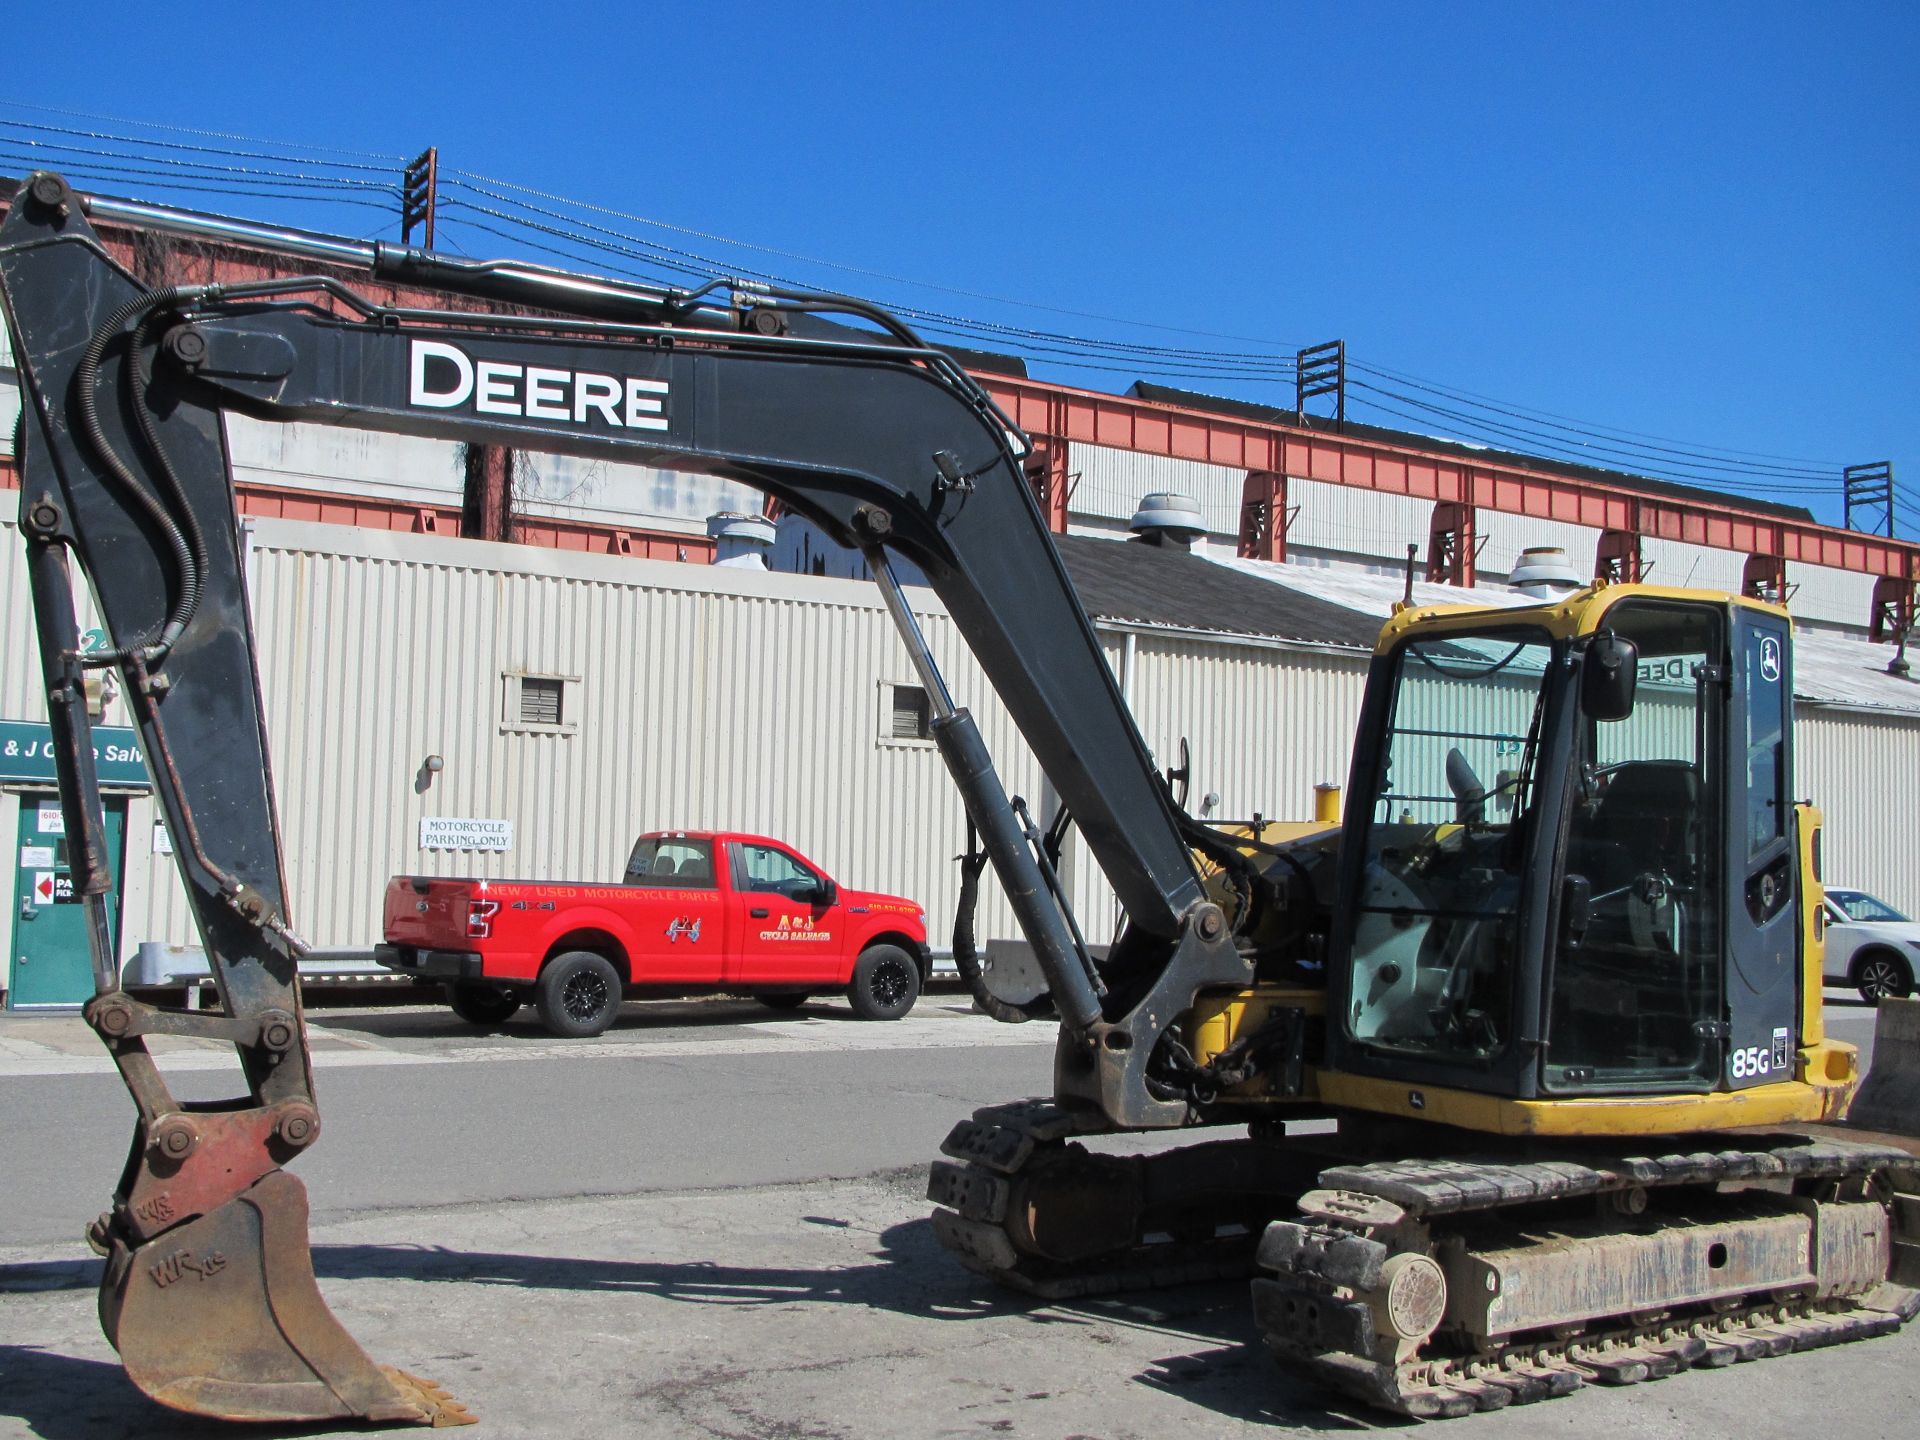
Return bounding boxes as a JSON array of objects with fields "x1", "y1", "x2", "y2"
[
  {"x1": 1582, "y1": 632, "x2": 1639, "y2": 722},
  {"x1": 811, "y1": 878, "x2": 838, "y2": 907}
]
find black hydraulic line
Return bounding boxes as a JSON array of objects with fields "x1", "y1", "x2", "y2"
[
  {"x1": 71, "y1": 290, "x2": 203, "y2": 662},
  {"x1": 950, "y1": 821, "x2": 1056, "y2": 1024}
]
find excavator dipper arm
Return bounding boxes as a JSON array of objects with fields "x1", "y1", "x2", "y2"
[{"x1": 0, "y1": 172, "x2": 1241, "y2": 1424}]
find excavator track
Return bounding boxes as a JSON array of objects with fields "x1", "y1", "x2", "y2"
[
  {"x1": 1254, "y1": 1136, "x2": 1920, "y2": 1419},
  {"x1": 927, "y1": 1099, "x2": 1327, "y2": 1299}
]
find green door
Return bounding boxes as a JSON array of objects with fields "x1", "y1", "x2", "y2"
[{"x1": 8, "y1": 794, "x2": 126, "y2": 1009}]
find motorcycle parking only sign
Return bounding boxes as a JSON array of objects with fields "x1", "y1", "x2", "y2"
[{"x1": 419, "y1": 817, "x2": 514, "y2": 853}]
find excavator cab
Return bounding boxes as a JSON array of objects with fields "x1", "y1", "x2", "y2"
[{"x1": 1324, "y1": 587, "x2": 1845, "y2": 1127}]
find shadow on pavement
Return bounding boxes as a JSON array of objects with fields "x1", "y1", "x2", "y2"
[
  {"x1": 2, "y1": 1233, "x2": 1383, "y2": 1435},
  {"x1": 0, "y1": 1345, "x2": 340, "y2": 1440}
]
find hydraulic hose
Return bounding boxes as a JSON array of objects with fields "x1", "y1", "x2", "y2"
[
  {"x1": 951, "y1": 822, "x2": 1056, "y2": 1023},
  {"x1": 71, "y1": 287, "x2": 209, "y2": 664}
]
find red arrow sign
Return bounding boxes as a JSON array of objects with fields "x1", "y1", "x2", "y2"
[{"x1": 34, "y1": 872, "x2": 55, "y2": 903}]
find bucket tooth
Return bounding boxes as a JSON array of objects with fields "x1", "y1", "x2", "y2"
[{"x1": 101, "y1": 1169, "x2": 472, "y2": 1426}]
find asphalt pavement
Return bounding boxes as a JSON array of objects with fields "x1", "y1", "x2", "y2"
[{"x1": 1, "y1": 990, "x2": 1914, "y2": 1439}]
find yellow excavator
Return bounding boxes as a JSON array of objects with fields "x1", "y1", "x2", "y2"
[
  {"x1": 2, "y1": 170, "x2": 1914, "y2": 1426},
  {"x1": 935, "y1": 584, "x2": 1920, "y2": 1415}
]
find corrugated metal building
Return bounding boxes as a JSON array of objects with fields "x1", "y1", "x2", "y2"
[
  {"x1": 5, "y1": 217, "x2": 1919, "y2": 1005},
  {"x1": 7, "y1": 497, "x2": 1914, "y2": 997}
]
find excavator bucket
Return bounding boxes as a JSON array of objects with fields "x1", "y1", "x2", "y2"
[{"x1": 97, "y1": 1169, "x2": 473, "y2": 1426}]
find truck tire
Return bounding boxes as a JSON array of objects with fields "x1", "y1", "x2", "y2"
[
  {"x1": 1853, "y1": 947, "x2": 1915, "y2": 1003},
  {"x1": 535, "y1": 951, "x2": 623, "y2": 1038},
  {"x1": 755, "y1": 992, "x2": 811, "y2": 1011},
  {"x1": 848, "y1": 944, "x2": 921, "y2": 1021},
  {"x1": 447, "y1": 982, "x2": 521, "y2": 1026}
]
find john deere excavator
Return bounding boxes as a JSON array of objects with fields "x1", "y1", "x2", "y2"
[{"x1": 2, "y1": 171, "x2": 1915, "y2": 1427}]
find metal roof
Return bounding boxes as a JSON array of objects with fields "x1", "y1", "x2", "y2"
[{"x1": 1054, "y1": 534, "x2": 1382, "y2": 650}]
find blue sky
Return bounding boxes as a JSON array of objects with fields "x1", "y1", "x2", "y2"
[{"x1": 4, "y1": 2, "x2": 1915, "y2": 530}]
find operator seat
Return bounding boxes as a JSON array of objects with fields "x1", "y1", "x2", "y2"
[
  {"x1": 651, "y1": 854, "x2": 680, "y2": 878},
  {"x1": 1585, "y1": 760, "x2": 1699, "y2": 891}
]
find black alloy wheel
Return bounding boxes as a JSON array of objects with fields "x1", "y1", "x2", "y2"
[
  {"x1": 1854, "y1": 949, "x2": 1915, "y2": 1003},
  {"x1": 848, "y1": 944, "x2": 921, "y2": 1021},
  {"x1": 535, "y1": 951, "x2": 623, "y2": 1037}
]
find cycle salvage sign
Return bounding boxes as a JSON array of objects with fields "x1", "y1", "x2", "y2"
[
  {"x1": 0, "y1": 720, "x2": 150, "y2": 786},
  {"x1": 419, "y1": 817, "x2": 514, "y2": 853}
]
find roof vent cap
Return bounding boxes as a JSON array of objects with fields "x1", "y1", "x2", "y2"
[
  {"x1": 1129, "y1": 491, "x2": 1206, "y2": 550},
  {"x1": 1509, "y1": 545, "x2": 1583, "y2": 598},
  {"x1": 707, "y1": 511, "x2": 776, "y2": 569}
]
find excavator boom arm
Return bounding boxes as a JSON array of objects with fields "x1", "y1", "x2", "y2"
[{"x1": 0, "y1": 171, "x2": 1244, "y2": 1423}]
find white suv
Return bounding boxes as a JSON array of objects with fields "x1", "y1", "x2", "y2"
[{"x1": 1822, "y1": 888, "x2": 1920, "y2": 1002}]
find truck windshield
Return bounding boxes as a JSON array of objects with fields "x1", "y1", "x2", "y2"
[
  {"x1": 624, "y1": 837, "x2": 716, "y2": 887},
  {"x1": 1344, "y1": 627, "x2": 1555, "y2": 1066}
]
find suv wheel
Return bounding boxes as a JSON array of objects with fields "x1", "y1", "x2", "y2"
[{"x1": 1854, "y1": 948, "x2": 1915, "y2": 1003}]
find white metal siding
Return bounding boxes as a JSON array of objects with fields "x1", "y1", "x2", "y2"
[
  {"x1": 8, "y1": 511, "x2": 1920, "y2": 983},
  {"x1": 1796, "y1": 705, "x2": 1920, "y2": 908},
  {"x1": 1286, "y1": 479, "x2": 1433, "y2": 567},
  {"x1": 234, "y1": 520, "x2": 1057, "y2": 952},
  {"x1": 1641, "y1": 537, "x2": 1748, "y2": 593},
  {"x1": 1475, "y1": 514, "x2": 1606, "y2": 580},
  {"x1": 1067, "y1": 443, "x2": 1244, "y2": 537},
  {"x1": 1788, "y1": 561, "x2": 1875, "y2": 630}
]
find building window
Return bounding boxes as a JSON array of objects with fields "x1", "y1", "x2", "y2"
[
  {"x1": 501, "y1": 671, "x2": 579, "y2": 736},
  {"x1": 881, "y1": 683, "x2": 932, "y2": 745}
]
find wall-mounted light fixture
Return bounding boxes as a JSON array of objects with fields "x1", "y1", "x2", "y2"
[{"x1": 415, "y1": 753, "x2": 445, "y2": 795}]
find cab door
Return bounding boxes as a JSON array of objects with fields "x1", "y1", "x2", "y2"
[
  {"x1": 724, "y1": 840, "x2": 843, "y2": 987},
  {"x1": 1723, "y1": 610, "x2": 1799, "y2": 1088}
]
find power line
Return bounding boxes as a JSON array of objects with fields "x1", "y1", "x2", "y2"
[
  {"x1": 1347, "y1": 361, "x2": 1839, "y2": 480},
  {"x1": 1345, "y1": 378, "x2": 1839, "y2": 492},
  {"x1": 0, "y1": 101, "x2": 404, "y2": 164},
  {"x1": 1349, "y1": 356, "x2": 1851, "y2": 469},
  {"x1": 0, "y1": 116, "x2": 401, "y2": 175},
  {"x1": 0, "y1": 109, "x2": 1884, "y2": 506}
]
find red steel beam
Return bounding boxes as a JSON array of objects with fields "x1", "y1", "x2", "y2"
[{"x1": 980, "y1": 375, "x2": 1920, "y2": 580}]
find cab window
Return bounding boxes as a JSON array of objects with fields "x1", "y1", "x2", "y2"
[
  {"x1": 730, "y1": 842, "x2": 822, "y2": 899},
  {"x1": 624, "y1": 837, "x2": 717, "y2": 888}
]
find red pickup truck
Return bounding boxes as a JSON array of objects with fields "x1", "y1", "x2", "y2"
[{"x1": 376, "y1": 831, "x2": 931, "y2": 1037}]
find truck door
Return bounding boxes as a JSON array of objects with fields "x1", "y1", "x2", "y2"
[
  {"x1": 725, "y1": 840, "x2": 842, "y2": 987},
  {"x1": 622, "y1": 835, "x2": 726, "y2": 984}
]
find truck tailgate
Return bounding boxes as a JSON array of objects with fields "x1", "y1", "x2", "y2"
[{"x1": 383, "y1": 876, "x2": 476, "y2": 947}]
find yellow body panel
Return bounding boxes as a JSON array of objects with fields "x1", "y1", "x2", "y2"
[
  {"x1": 1313, "y1": 1051, "x2": 1857, "y2": 1137},
  {"x1": 1376, "y1": 581, "x2": 1789, "y2": 655},
  {"x1": 1798, "y1": 803, "x2": 1827, "y2": 1049}
]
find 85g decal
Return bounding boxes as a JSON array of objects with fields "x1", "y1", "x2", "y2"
[{"x1": 1729, "y1": 1027, "x2": 1793, "y2": 1082}]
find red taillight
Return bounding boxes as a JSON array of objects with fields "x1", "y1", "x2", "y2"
[{"x1": 466, "y1": 899, "x2": 500, "y2": 939}]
